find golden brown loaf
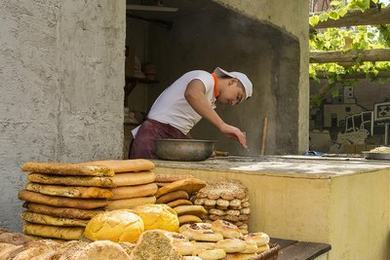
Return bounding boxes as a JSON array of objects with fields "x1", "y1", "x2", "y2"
[
  {"x1": 133, "y1": 204, "x2": 179, "y2": 232},
  {"x1": 84, "y1": 210, "x2": 144, "y2": 243}
]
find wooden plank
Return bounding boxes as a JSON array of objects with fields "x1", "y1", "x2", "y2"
[
  {"x1": 278, "y1": 241, "x2": 331, "y2": 260},
  {"x1": 313, "y1": 7, "x2": 390, "y2": 29},
  {"x1": 270, "y1": 237, "x2": 297, "y2": 249},
  {"x1": 310, "y1": 49, "x2": 390, "y2": 63},
  {"x1": 313, "y1": 71, "x2": 390, "y2": 79}
]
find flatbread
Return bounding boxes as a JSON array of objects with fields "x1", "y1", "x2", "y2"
[
  {"x1": 156, "y1": 178, "x2": 206, "y2": 197},
  {"x1": 71, "y1": 240, "x2": 130, "y2": 260},
  {"x1": 19, "y1": 190, "x2": 109, "y2": 209},
  {"x1": 105, "y1": 196, "x2": 156, "y2": 210},
  {"x1": 25, "y1": 183, "x2": 113, "y2": 199},
  {"x1": 112, "y1": 171, "x2": 156, "y2": 187},
  {"x1": 173, "y1": 205, "x2": 207, "y2": 217},
  {"x1": 155, "y1": 174, "x2": 194, "y2": 183},
  {"x1": 0, "y1": 243, "x2": 23, "y2": 259},
  {"x1": 197, "y1": 180, "x2": 247, "y2": 200},
  {"x1": 81, "y1": 159, "x2": 154, "y2": 173},
  {"x1": 167, "y1": 199, "x2": 193, "y2": 208},
  {"x1": 21, "y1": 211, "x2": 89, "y2": 227},
  {"x1": 28, "y1": 173, "x2": 115, "y2": 188},
  {"x1": 25, "y1": 203, "x2": 103, "y2": 219},
  {"x1": 178, "y1": 215, "x2": 202, "y2": 225},
  {"x1": 130, "y1": 230, "x2": 181, "y2": 260},
  {"x1": 21, "y1": 162, "x2": 114, "y2": 177},
  {"x1": 111, "y1": 183, "x2": 158, "y2": 200},
  {"x1": 23, "y1": 223, "x2": 84, "y2": 240},
  {"x1": 10, "y1": 240, "x2": 60, "y2": 260},
  {"x1": 156, "y1": 190, "x2": 189, "y2": 204},
  {"x1": 0, "y1": 232, "x2": 34, "y2": 245}
]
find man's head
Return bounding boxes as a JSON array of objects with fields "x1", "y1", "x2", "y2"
[{"x1": 214, "y1": 67, "x2": 253, "y2": 106}]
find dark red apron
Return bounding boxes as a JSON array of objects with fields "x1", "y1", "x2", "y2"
[{"x1": 129, "y1": 119, "x2": 188, "y2": 159}]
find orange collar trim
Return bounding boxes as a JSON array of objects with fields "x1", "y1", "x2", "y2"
[{"x1": 211, "y1": 73, "x2": 219, "y2": 98}]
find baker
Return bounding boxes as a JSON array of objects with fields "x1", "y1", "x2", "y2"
[{"x1": 130, "y1": 67, "x2": 253, "y2": 159}]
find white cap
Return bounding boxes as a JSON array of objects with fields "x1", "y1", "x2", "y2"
[{"x1": 214, "y1": 67, "x2": 253, "y2": 100}]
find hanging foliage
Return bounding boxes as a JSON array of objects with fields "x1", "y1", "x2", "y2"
[{"x1": 309, "y1": 0, "x2": 390, "y2": 107}]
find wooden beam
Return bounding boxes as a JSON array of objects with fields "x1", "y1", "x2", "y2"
[
  {"x1": 310, "y1": 49, "x2": 390, "y2": 63},
  {"x1": 313, "y1": 71, "x2": 390, "y2": 79},
  {"x1": 313, "y1": 7, "x2": 390, "y2": 29}
]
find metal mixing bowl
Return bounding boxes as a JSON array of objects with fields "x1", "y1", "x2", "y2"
[{"x1": 155, "y1": 139, "x2": 215, "y2": 161}]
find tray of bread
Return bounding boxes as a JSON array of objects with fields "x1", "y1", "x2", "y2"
[{"x1": 363, "y1": 146, "x2": 390, "y2": 160}]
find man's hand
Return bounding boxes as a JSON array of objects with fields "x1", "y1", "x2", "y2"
[{"x1": 218, "y1": 123, "x2": 248, "y2": 149}]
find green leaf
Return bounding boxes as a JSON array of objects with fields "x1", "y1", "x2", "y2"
[
  {"x1": 309, "y1": 16, "x2": 320, "y2": 27},
  {"x1": 328, "y1": 11, "x2": 340, "y2": 20}
]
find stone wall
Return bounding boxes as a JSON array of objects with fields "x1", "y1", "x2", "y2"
[{"x1": 0, "y1": 0, "x2": 126, "y2": 230}]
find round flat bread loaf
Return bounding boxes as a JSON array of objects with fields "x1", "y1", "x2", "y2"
[
  {"x1": 156, "y1": 173, "x2": 194, "y2": 183},
  {"x1": 204, "y1": 199, "x2": 217, "y2": 207},
  {"x1": 112, "y1": 171, "x2": 156, "y2": 187},
  {"x1": 21, "y1": 162, "x2": 114, "y2": 177},
  {"x1": 211, "y1": 220, "x2": 242, "y2": 239},
  {"x1": 194, "y1": 198, "x2": 205, "y2": 205},
  {"x1": 244, "y1": 232, "x2": 270, "y2": 247},
  {"x1": 240, "y1": 241, "x2": 258, "y2": 254},
  {"x1": 216, "y1": 199, "x2": 229, "y2": 208},
  {"x1": 209, "y1": 209, "x2": 225, "y2": 216},
  {"x1": 174, "y1": 205, "x2": 207, "y2": 217},
  {"x1": 209, "y1": 214, "x2": 221, "y2": 221},
  {"x1": 197, "y1": 248, "x2": 226, "y2": 260},
  {"x1": 178, "y1": 215, "x2": 203, "y2": 225},
  {"x1": 179, "y1": 223, "x2": 223, "y2": 242},
  {"x1": 156, "y1": 190, "x2": 189, "y2": 203},
  {"x1": 25, "y1": 203, "x2": 103, "y2": 219},
  {"x1": 19, "y1": 190, "x2": 109, "y2": 209},
  {"x1": 156, "y1": 178, "x2": 206, "y2": 197},
  {"x1": 173, "y1": 240, "x2": 194, "y2": 256},
  {"x1": 57, "y1": 241, "x2": 89, "y2": 260},
  {"x1": 28, "y1": 173, "x2": 115, "y2": 188},
  {"x1": 242, "y1": 202, "x2": 250, "y2": 208},
  {"x1": 167, "y1": 199, "x2": 193, "y2": 208},
  {"x1": 240, "y1": 208, "x2": 250, "y2": 215},
  {"x1": 216, "y1": 239, "x2": 246, "y2": 253},
  {"x1": 229, "y1": 199, "x2": 241, "y2": 208},
  {"x1": 111, "y1": 183, "x2": 158, "y2": 200},
  {"x1": 23, "y1": 223, "x2": 84, "y2": 240},
  {"x1": 105, "y1": 196, "x2": 156, "y2": 210},
  {"x1": 197, "y1": 180, "x2": 247, "y2": 201},
  {"x1": 0, "y1": 232, "x2": 34, "y2": 245},
  {"x1": 12, "y1": 240, "x2": 60, "y2": 260},
  {"x1": 81, "y1": 159, "x2": 155, "y2": 173},
  {"x1": 71, "y1": 240, "x2": 130, "y2": 260},
  {"x1": 21, "y1": 211, "x2": 89, "y2": 227},
  {"x1": 223, "y1": 215, "x2": 239, "y2": 222},
  {"x1": 0, "y1": 243, "x2": 23, "y2": 259},
  {"x1": 226, "y1": 210, "x2": 240, "y2": 217},
  {"x1": 25, "y1": 183, "x2": 113, "y2": 199},
  {"x1": 238, "y1": 215, "x2": 249, "y2": 221}
]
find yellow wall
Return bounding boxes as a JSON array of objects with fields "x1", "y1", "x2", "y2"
[{"x1": 154, "y1": 166, "x2": 390, "y2": 260}]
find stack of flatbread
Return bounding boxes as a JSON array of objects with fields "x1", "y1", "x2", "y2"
[
  {"x1": 18, "y1": 159, "x2": 157, "y2": 240},
  {"x1": 155, "y1": 178, "x2": 207, "y2": 226},
  {"x1": 194, "y1": 180, "x2": 250, "y2": 234}
]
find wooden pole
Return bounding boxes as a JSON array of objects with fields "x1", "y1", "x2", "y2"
[
  {"x1": 312, "y1": 7, "x2": 390, "y2": 29},
  {"x1": 261, "y1": 116, "x2": 268, "y2": 156}
]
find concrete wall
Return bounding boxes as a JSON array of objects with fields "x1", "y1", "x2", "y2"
[
  {"x1": 154, "y1": 165, "x2": 390, "y2": 260},
  {"x1": 145, "y1": 0, "x2": 308, "y2": 155},
  {"x1": 0, "y1": 0, "x2": 126, "y2": 230}
]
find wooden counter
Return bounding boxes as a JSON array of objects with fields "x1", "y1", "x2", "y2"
[{"x1": 153, "y1": 155, "x2": 390, "y2": 260}]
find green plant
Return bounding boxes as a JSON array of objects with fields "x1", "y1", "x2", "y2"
[{"x1": 309, "y1": 0, "x2": 390, "y2": 107}]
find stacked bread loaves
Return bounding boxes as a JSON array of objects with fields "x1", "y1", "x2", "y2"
[
  {"x1": 156, "y1": 178, "x2": 207, "y2": 226},
  {"x1": 18, "y1": 159, "x2": 157, "y2": 240},
  {"x1": 171, "y1": 220, "x2": 270, "y2": 260},
  {"x1": 194, "y1": 180, "x2": 250, "y2": 234}
]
